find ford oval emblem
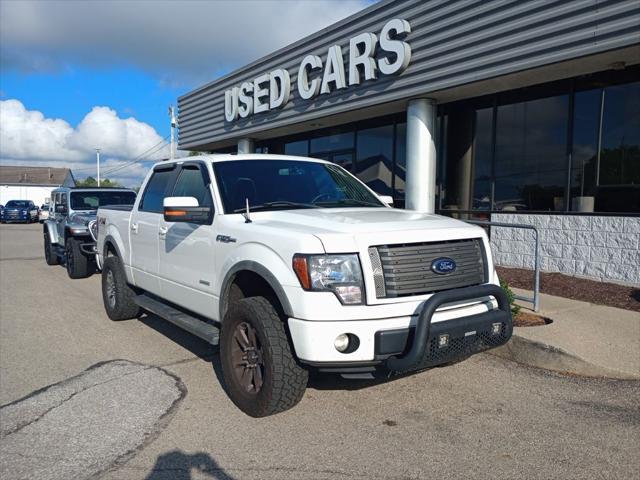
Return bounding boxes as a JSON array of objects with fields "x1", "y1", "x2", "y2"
[{"x1": 431, "y1": 257, "x2": 456, "y2": 275}]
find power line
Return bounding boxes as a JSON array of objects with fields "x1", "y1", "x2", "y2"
[
  {"x1": 101, "y1": 137, "x2": 169, "y2": 176},
  {"x1": 73, "y1": 136, "x2": 169, "y2": 177}
]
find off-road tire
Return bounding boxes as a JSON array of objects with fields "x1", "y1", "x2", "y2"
[
  {"x1": 102, "y1": 255, "x2": 140, "y2": 321},
  {"x1": 65, "y1": 237, "x2": 93, "y2": 279},
  {"x1": 43, "y1": 229, "x2": 60, "y2": 265},
  {"x1": 220, "y1": 296, "x2": 308, "y2": 417}
]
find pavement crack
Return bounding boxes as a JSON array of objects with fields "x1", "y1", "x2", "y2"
[{"x1": 1, "y1": 361, "x2": 157, "y2": 438}]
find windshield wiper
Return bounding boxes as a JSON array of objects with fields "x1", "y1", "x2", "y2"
[
  {"x1": 315, "y1": 198, "x2": 383, "y2": 207},
  {"x1": 232, "y1": 201, "x2": 319, "y2": 213}
]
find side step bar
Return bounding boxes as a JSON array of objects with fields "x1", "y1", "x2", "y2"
[{"x1": 134, "y1": 294, "x2": 219, "y2": 345}]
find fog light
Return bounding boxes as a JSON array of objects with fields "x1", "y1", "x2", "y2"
[
  {"x1": 438, "y1": 334, "x2": 449, "y2": 348},
  {"x1": 492, "y1": 322, "x2": 502, "y2": 335},
  {"x1": 334, "y1": 334, "x2": 350, "y2": 352}
]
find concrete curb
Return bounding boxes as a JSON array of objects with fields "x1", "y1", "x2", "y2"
[{"x1": 489, "y1": 334, "x2": 640, "y2": 380}]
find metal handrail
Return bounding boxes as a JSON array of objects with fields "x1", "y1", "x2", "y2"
[{"x1": 464, "y1": 219, "x2": 540, "y2": 312}]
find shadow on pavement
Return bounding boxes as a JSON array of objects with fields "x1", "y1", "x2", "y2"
[
  {"x1": 135, "y1": 311, "x2": 458, "y2": 394},
  {"x1": 137, "y1": 313, "x2": 218, "y2": 361},
  {"x1": 144, "y1": 450, "x2": 235, "y2": 480}
]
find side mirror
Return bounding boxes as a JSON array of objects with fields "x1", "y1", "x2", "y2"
[
  {"x1": 55, "y1": 204, "x2": 67, "y2": 214},
  {"x1": 378, "y1": 195, "x2": 394, "y2": 206},
  {"x1": 163, "y1": 196, "x2": 211, "y2": 224}
]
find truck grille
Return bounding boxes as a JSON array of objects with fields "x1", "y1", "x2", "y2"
[{"x1": 369, "y1": 239, "x2": 486, "y2": 298}]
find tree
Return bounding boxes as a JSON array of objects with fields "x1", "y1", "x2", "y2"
[{"x1": 76, "y1": 176, "x2": 121, "y2": 188}]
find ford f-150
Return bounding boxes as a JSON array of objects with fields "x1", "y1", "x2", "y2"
[{"x1": 96, "y1": 154, "x2": 512, "y2": 417}]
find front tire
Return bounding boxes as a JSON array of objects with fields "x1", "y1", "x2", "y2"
[
  {"x1": 220, "y1": 297, "x2": 308, "y2": 417},
  {"x1": 43, "y1": 229, "x2": 60, "y2": 265},
  {"x1": 65, "y1": 238, "x2": 93, "y2": 279},
  {"x1": 102, "y1": 255, "x2": 140, "y2": 321}
]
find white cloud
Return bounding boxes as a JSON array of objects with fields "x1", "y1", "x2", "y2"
[
  {"x1": 0, "y1": 0, "x2": 370, "y2": 86},
  {"x1": 0, "y1": 99, "x2": 172, "y2": 186}
]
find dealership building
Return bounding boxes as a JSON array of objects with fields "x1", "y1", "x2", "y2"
[{"x1": 178, "y1": 0, "x2": 640, "y2": 284}]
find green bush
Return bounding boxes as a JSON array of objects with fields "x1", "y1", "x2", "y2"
[{"x1": 500, "y1": 279, "x2": 521, "y2": 316}]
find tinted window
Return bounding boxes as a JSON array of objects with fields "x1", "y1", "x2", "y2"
[
  {"x1": 571, "y1": 89, "x2": 600, "y2": 200},
  {"x1": 213, "y1": 160, "x2": 383, "y2": 213},
  {"x1": 284, "y1": 140, "x2": 309, "y2": 156},
  {"x1": 70, "y1": 191, "x2": 136, "y2": 209},
  {"x1": 310, "y1": 131, "x2": 354, "y2": 154},
  {"x1": 356, "y1": 125, "x2": 393, "y2": 196},
  {"x1": 494, "y1": 94, "x2": 569, "y2": 211},
  {"x1": 473, "y1": 108, "x2": 493, "y2": 211},
  {"x1": 140, "y1": 170, "x2": 174, "y2": 213},
  {"x1": 172, "y1": 166, "x2": 213, "y2": 208},
  {"x1": 599, "y1": 82, "x2": 640, "y2": 186}
]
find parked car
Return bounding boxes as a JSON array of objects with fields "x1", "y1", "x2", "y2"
[
  {"x1": 0, "y1": 200, "x2": 38, "y2": 223},
  {"x1": 96, "y1": 154, "x2": 512, "y2": 417},
  {"x1": 38, "y1": 204, "x2": 50, "y2": 223},
  {"x1": 43, "y1": 187, "x2": 137, "y2": 278}
]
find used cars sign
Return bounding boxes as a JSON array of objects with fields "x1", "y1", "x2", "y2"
[{"x1": 224, "y1": 18, "x2": 412, "y2": 122}]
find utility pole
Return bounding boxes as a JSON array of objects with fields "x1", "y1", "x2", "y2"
[
  {"x1": 168, "y1": 105, "x2": 177, "y2": 161},
  {"x1": 95, "y1": 148, "x2": 101, "y2": 187}
]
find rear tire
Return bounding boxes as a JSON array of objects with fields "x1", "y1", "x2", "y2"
[
  {"x1": 102, "y1": 255, "x2": 140, "y2": 321},
  {"x1": 43, "y1": 229, "x2": 60, "y2": 265},
  {"x1": 220, "y1": 296, "x2": 308, "y2": 417},
  {"x1": 65, "y1": 237, "x2": 94, "y2": 279}
]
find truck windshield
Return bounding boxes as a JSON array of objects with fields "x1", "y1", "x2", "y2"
[
  {"x1": 70, "y1": 191, "x2": 137, "y2": 210},
  {"x1": 213, "y1": 160, "x2": 384, "y2": 213},
  {"x1": 5, "y1": 201, "x2": 29, "y2": 208}
]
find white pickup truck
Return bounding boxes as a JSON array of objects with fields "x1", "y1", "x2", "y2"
[{"x1": 96, "y1": 154, "x2": 512, "y2": 417}]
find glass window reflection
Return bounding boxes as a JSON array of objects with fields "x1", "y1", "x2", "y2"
[
  {"x1": 356, "y1": 125, "x2": 393, "y2": 196},
  {"x1": 494, "y1": 95, "x2": 569, "y2": 211}
]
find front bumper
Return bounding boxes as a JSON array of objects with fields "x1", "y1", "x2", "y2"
[{"x1": 288, "y1": 284, "x2": 512, "y2": 372}]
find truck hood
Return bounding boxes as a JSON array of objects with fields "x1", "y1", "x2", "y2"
[
  {"x1": 247, "y1": 207, "x2": 484, "y2": 253},
  {"x1": 69, "y1": 211, "x2": 97, "y2": 226}
]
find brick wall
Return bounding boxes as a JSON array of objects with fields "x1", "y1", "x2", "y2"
[{"x1": 489, "y1": 213, "x2": 640, "y2": 285}]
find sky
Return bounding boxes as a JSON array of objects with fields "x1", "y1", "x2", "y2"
[{"x1": 0, "y1": 0, "x2": 371, "y2": 187}]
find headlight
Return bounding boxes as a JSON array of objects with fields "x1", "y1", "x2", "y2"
[
  {"x1": 292, "y1": 254, "x2": 364, "y2": 305},
  {"x1": 89, "y1": 220, "x2": 98, "y2": 241}
]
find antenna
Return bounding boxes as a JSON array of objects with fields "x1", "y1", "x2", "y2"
[{"x1": 242, "y1": 197, "x2": 252, "y2": 223}]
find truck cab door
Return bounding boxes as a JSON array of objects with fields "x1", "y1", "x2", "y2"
[
  {"x1": 158, "y1": 162, "x2": 216, "y2": 317},
  {"x1": 130, "y1": 164, "x2": 177, "y2": 294}
]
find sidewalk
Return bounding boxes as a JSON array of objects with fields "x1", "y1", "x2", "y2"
[{"x1": 491, "y1": 288, "x2": 640, "y2": 380}]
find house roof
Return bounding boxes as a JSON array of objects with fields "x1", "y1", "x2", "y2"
[{"x1": 0, "y1": 166, "x2": 74, "y2": 186}]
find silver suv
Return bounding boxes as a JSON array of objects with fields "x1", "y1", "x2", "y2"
[{"x1": 43, "y1": 187, "x2": 136, "y2": 278}]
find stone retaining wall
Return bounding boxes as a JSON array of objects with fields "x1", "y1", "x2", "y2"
[{"x1": 489, "y1": 213, "x2": 640, "y2": 285}]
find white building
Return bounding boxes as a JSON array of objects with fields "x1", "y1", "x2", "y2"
[{"x1": 0, "y1": 166, "x2": 76, "y2": 207}]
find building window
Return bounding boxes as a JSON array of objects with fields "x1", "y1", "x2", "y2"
[
  {"x1": 494, "y1": 94, "x2": 569, "y2": 211},
  {"x1": 394, "y1": 122, "x2": 406, "y2": 205},
  {"x1": 284, "y1": 140, "x2": 308, "y2": 156},
  {"x1": 570, "y1": 88, "x2": 600, "y2": 204},
  {"x1": 310, "y1": 131, "x2": 354, "y2": 154},
  {"x1": 599, "y1": 82, "x2": 640, "y2": 186},
  {"x1": 473, "y1": 107, "x2": 493, "y2": 212},
  {"x1": 356, "y1": 125, "x2": 394, "y2": 196}
]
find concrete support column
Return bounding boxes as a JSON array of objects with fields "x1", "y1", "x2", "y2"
[
  {"x1": 406, "y1": 98, "x2": 437, "y2": 212},
  {"x1": 237, "y1": 138, "x2": 255, "y2": 154}
]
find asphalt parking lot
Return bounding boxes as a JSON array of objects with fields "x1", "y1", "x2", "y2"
[{"x1": 0, "y1": 223, "x2": 639, "y2": 480}]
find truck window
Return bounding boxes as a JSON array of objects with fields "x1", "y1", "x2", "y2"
[
  {"x1": 171, "y1": 166, "x2": 213, "y2": 208},
  {"x1": 139, "y1": 169, "x2": 174, "y2": 213}
]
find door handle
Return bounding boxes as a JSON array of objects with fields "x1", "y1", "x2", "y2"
[{"x1": 131, "y1": 222, "x2": 138, "y2": 233}]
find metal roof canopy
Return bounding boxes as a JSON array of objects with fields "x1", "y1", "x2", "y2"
[{"x1": 178, "y1": 0, "x2": 640, "y2": 151}]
